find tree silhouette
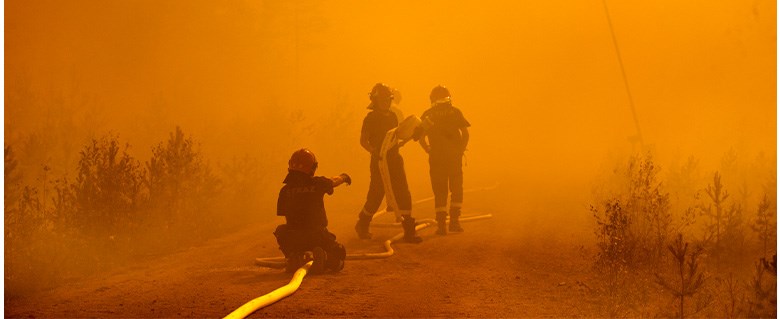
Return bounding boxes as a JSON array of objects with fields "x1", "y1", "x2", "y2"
[{"x1": 656, "y1": 234, "x2": 707, "y2": 319}]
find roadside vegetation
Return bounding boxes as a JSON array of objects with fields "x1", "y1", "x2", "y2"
[
  {"x1": 4, "y1": 127, "x2": 270, "y2": 296},
  {"x1": 591, "y1": 151, "x2": 776, "y2": 318}
]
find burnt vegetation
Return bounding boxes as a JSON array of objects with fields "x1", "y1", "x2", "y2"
[{"x1": 591, "y1": 152, "x2": 777, "y2": 318}]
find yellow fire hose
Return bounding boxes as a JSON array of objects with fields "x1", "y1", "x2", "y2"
[
  {"x1": 237, "y1": 214, "x2": 492, "y2": 318},
  {"x1": 233, "y1": 118, "x2": 496, "y2": 318},
  {"x1": 223, "y1": 261, "x2": 313, "y2": 319},
  {"x1": 253, "y1": 212, "x2": 493, "y2": 266}
]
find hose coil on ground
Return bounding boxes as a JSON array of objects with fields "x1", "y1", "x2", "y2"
[{"x1": 234, "y1": 213, "x2": 492, "y2": 319}]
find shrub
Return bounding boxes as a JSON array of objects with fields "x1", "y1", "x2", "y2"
[
  {"x1": 69, "y1": 134, "x2": 144, "y2": 237},
  {"x1": 746, "y1": 255, "x2": 777, "y2": 317},
  {"x1": 5, "y1": 146, "x2": 76, "y2": 296},
  {"x1": 146, "y1": 127, "x2": 219, "y2": 232},
  {"x1": 592, "y1": 200, "x2": 634, "y2": 271},
  {"x1": 627, "y1": 155, "x2": 672, "y2": 263},
  {"x1": 592, "y1": 153, "x2": 672, "y2": 270},
  {"x1": 218, "y1": 154, "x2": 270, "y2": 225}
]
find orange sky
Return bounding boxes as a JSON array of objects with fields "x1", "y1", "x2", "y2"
[{"x1": 5, "y1": 0, "x2": 777, "y2": 196}]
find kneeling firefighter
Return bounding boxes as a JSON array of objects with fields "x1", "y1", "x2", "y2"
[
  {"x1": 355, "y1": 83, "x2": 424, "y2": 243},
  {"x1": 275, "y1": 149, "x2": 351, "y2": 273}
]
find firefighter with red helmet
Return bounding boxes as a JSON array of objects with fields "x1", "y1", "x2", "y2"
[
  {"x1": 274, "y1": 148, "x2": 352, "y2": 273},
  {"x1": 354, "y1": 83, "x2": 423, "y2": 243},
  {"x1": 419, "y1": 85, "x2": 471, "y2": 235}
]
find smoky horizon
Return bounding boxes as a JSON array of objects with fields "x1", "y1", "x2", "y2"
[{"x1": 4, "y1": 1, "x2": 777, "y2": 316}]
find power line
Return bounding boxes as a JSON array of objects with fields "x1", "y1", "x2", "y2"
[{"x1": 602, "y1": 0, "x2": 644, "y2": 149}]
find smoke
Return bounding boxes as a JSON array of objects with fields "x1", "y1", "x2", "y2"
[{"x1": 5, "y1": 0, "x2": 776, "y2": 296}]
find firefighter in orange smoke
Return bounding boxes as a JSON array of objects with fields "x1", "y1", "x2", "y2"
[
  {"x1": 419, "y1": 85, "x2": 471, "y2": 235},
  {"x1": 354, "y1": 83, "x2": 423, "y2": 243},
  {"x1": 274, "y1": 149, "x2": 351, "y2": 273}
]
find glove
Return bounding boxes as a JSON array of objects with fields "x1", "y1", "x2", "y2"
[{"x1": 339, "y1": 173, "x2": 352, "y2": 186}]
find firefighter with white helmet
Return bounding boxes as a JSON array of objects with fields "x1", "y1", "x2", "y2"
[
  {"x1": 355, "y1": 83, "x2": 423, "y2": 243},
  {"x1": 274, "y1": 148, "x2": 351, "y2": 273},
  {"x1": 419, "y1": 85, "x2": 471, "y2": 235}
]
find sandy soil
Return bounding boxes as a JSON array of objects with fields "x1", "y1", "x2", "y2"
[{"x1": 5, "y1": 186, "x2": 606, "y2": 318}]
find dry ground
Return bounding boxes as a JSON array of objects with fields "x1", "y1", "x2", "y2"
[{"x1": 6, "y1": 185, "x2": 609, "y2": 318}]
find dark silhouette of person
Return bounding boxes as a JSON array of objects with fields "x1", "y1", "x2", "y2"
[
  {"x1": 354, "y1": 83, "x2": 423, "y2": 243},
  {"x1": 275, "y1": 148, "x2": 351, "y2": 273},
  {"x1": 419, "y1": 85, "x2": 470, "y2": 235}
]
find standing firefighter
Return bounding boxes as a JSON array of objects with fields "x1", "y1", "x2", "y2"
[
  {"x1": 355, "y1": 83, "x2": 423, "y2": 243},
  {"x1": 419, "y1": 85, "x2": 471, "y2": 235},
  {"x1": 275, "y1": 149, "x2": 351, "y2": 273}
]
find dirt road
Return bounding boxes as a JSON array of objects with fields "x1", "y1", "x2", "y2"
[{"x1": 6, "y1": 186, "x2": 605, "y2": 318}]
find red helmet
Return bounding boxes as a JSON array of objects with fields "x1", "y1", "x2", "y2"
[
  {"x1": 430, "y1": 85, "x2": 451, "y2": 105},
  {"x1": 288, "y1": 149, "x2": 318, "y2": 175}
]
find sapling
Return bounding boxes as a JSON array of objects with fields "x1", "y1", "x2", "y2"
[
  {"x1": 751, "y1": 194, "x2": 776, "y2": 258},
  {"x1": 702, "y1": 172, "x2": 727, "y2": 246},
  {"x1": 656, "y1": 233, "x2": 707, "y2": 319}
]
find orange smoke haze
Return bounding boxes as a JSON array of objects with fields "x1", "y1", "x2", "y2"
[
  {"x1": 6, "y1": 1, "x2": 775, "y2": 190},
  {"x1": 3, "y1": 0, "x2": 777, "y2": 312}
]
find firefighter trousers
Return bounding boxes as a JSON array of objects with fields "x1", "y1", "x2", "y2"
[
  {"x1": 360, "y1": 154, "x2": 412, "y2": 219},
  {"x1": 429, "y1": 152, "x2": 463, "y2": 216}
]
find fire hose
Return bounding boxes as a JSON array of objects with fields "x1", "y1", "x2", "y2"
[
  {"x1": 223, "y1": 261, "x2": 313, "y2": 319},
  {"x1": 252, "y1": 187, "x2": 495, "y2": 268},
  {"x1": 227, "y1": 117, "x2": 494, "y2": 318},
  {"x1": 229, "y1": 214, "x2": 492, "y2": 319},
  {"x1": 344, "y1": 214, "x2": 492, "y2": 260}
]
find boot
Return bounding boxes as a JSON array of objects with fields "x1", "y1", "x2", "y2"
[
  {"x1": 435, "y1": 211, "x2": 447, "y2": 236},
  {"x1": 286, "y1": 252, "x2": 304, "y2": 273},
  {"x1": 308, "y1": 247, "x2": 327, "y2": 275},
  {"x1": 449, "y1": 208, "x2": 464, "y2": 233},
  {"x1": 355, "y1": 215, "x2": 372, "y2": 239},
  {"x1": 401, "y1": 216, "x2": 423, "y2": 243}
]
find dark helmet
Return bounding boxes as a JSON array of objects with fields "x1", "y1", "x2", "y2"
[
  {"x1": 369, "y1": 83, "x2": 394, "y2": 103},
  {"x1": 429, "y1": 85, "x2": 451, "y2": 105},
  {"x1": 288, "y1": 148, "x2": 318, "y2": 175}
]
